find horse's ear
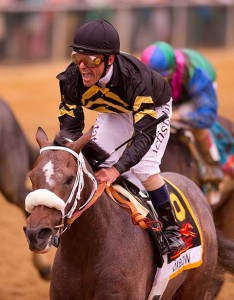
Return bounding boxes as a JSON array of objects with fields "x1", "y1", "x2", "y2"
[
  {"x1": 36, "y1": 127, "x2": 49, "y2": 148},
  {"x1": 70, "y1": 126, "x2": 93, "y2": 153}
]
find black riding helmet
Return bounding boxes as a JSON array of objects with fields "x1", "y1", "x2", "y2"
[
  {"x1": 71, "y1": 19, "x2": 120, "y2": 78},
  {"x1": 71, "y1": 19, "x2": 120, "y2": 55}
]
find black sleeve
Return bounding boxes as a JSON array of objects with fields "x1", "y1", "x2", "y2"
[{"x1": 58, "y1": 79, "x2": 85, "y2": 141}]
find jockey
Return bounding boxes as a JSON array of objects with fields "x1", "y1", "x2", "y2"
[
  {"x1": 56, "y1": 19, "x2": 185, "y2": 253},
  {"x1": 141, "y1": 41, "x2": 224, "y2": 184}
]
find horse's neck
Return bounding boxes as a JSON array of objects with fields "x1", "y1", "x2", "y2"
[{"x1": 62, "y1": 189, "x2": 136, "y2": 254}]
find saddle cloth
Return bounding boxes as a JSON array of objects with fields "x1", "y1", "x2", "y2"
[{"x1": 112, "y1": 177, "x2": 203, "y2": 300}]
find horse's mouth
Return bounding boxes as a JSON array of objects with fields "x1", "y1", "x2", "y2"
[
  {"x1": 23, "y1": 226, "x2": 54, "y2": 253},
  {"x1": 27, "y1": 239, "x2": 52, "y2": 253},
  {"x1": 26, "y1": 237, "x2": 51, "y2": 251}
]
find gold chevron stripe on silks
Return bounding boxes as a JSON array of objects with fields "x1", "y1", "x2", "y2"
[
  {"x1": 82, "y1": 85, "x2": 130, "y2": 108},
  {"x1": 133, "y1": 96, "x2": 156, "y2": 123},
  {"x1": 133, "y1": 96, "x2": 154, "y2": 110},
  {"x1": 59, "y1": 104, "x2": 76, "y2": 117}
]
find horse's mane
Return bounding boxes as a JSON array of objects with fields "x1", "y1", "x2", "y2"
[{"x1": 53, "y1": 130, "x2": 109, "y2": 170}]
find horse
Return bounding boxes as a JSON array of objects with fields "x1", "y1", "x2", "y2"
[
  {"x1": 160, "y1": 115, "x2": 234, "y2": 298},
  {"x1": 0, "y1": 98, "x2": 51, "y2": 280},
  {"x1": 23, "y1": 127, "x2": 218, "y2": 300}
]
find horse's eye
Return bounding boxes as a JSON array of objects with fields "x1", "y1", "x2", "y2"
[{"x1": 65, "y1": 176, "x2": 74, "y2": 185}]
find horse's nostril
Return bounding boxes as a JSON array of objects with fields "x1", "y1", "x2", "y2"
[{"x1": 37, "y1": 228, "x2": 53, "y2": 240}]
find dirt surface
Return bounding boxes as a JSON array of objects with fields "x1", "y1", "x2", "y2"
[{"x1": 0, "y1": 49, "x2": 234, "y2": 299}]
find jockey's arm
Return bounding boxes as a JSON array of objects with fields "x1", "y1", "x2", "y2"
[{"x1": 58, "y1": 80, "x2": 85, "y2": 140}]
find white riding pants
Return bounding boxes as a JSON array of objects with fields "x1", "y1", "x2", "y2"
[{"x1": 91, "y1": 98, "x2": 172, "y2": 182}]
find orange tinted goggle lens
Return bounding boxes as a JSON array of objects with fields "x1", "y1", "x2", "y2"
[{"x1": 71, "y1": 52, "x2": 103, "y2": 67}]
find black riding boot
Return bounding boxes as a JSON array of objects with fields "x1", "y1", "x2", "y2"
[
  {"x1": 155, "y1": 201, "x2": 185, "y2": 253},
  {"x1": 148, "y1": 185, "x2": 185, "y2": 254}
]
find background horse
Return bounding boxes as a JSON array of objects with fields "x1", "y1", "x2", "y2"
[
  {"x1": 24, "y1": 127, "x2": 217, "y2": 300},
  {"x1": 161, "y1": 115, "x2": 234, "y2": 298},
  {"x1": 0, "y1": 98, "x2": 51, "y2": 280}
]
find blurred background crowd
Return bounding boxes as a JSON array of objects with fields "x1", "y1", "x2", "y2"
[{"x1": 0, "y1": 0, "x2": 234, "y2": 63}]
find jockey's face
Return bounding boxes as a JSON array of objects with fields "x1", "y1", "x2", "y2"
[{"x1": 72, "y1": 53, "x2": 114, "y2": 87}]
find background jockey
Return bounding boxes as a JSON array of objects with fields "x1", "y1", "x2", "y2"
[
  {"x1": 141, "y1": 41, "x2": 224, "y2": 185},
  {"x1": 56, "y1": 19, "x2": 185, "y2": 253}
]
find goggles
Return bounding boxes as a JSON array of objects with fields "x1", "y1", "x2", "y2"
[{"x1": 71, "y1": 51, "x2": 104, "y2": 68}]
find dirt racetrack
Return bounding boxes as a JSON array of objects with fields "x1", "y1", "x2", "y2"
[{"x1": 0, "y1": 49, "x2": 234, "y2": 299}]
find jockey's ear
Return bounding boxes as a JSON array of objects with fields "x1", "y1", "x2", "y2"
[
  {"x1": 108, "y1": 54, "x2": 115, "y2": 66},
  {"x1": 36, "y1": 127, "x2": 50, "y2": 148},
  {"x1": 70, "y1": 127, "x2": 93, "y2": 153}
]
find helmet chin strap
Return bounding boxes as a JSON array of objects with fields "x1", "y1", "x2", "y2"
[{"x1": 100, "y1": 54, "x2": 110, "y2": 79}]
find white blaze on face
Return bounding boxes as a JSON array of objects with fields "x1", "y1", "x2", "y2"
[{"x1": 43, "y1": 161, "x2": 55, "y2": 186}]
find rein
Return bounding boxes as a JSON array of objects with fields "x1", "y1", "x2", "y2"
[
  {"x1": 106, "y1": 185, "x2": 162, "y2": 232},
  {"x1": 67, "y1": 181, "x2": 106, "y2": 225}
]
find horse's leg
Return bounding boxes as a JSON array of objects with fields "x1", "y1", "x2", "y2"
[{"x1": 206, "y1": 265, "x2": 225, "y2": 300}]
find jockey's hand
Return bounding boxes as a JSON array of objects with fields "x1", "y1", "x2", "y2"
[{"x1": 95, "y1": 167, "x2": 120, "y2": 187}]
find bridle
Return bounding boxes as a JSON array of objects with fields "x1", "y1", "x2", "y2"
[
  {"x1": 40, "y1": 146, "x2": 98, "y2": 215},
  {"x1": 25, "y1": 145, "x2": 105, "y2": 245}
]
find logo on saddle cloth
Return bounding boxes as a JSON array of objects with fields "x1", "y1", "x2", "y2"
[{"x1": 164, "y1": 177, "x2": 203, "y2": 279}]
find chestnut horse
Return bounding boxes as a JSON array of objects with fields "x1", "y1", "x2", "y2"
[
  {"x1": 24, "y1": 127, "x2": 217, "y2": 300},
  {"x1": 0, "y1": 98, "x2": 51, "y2": 280},
  {"x1": 161, "y1": 116, "x2": 234, "y2": 298}
]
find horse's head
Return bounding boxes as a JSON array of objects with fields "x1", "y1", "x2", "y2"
[{"x1": 23, "y1": 127, "x2": 96, "y2": 253}]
